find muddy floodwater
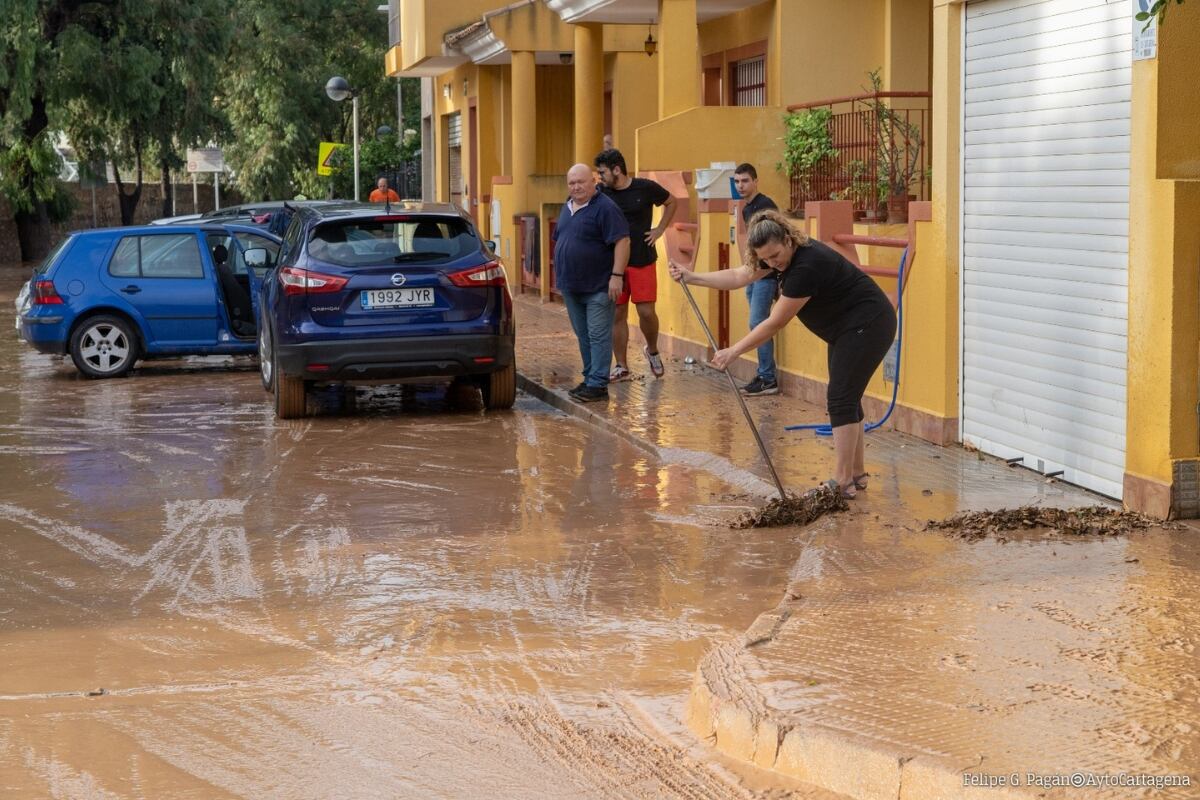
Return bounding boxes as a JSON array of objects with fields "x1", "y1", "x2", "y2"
[{"x1": 0, "y1": 262, "x2": 831, "y2": 798}]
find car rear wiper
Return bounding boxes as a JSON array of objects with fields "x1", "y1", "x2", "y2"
[{"x1": 392, "y1": 251, "x2": 446, "y2": 262}]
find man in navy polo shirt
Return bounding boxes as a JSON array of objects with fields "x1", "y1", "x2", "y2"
[{"x1": 552, "y1": 163, "x2": 631, "y2": 403}]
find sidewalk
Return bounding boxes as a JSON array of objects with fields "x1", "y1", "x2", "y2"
[{"x1": 513, "y1": 294, "x2": 1200, "y2": 800}]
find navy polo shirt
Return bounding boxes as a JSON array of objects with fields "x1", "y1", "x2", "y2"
[{"x1": 552, "y1": 191, "x2": 630, "y2": 294}]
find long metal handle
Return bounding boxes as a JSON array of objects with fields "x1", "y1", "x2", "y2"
[{"x1": 679, "y1": 277, "x2": 788, "y2": 501}]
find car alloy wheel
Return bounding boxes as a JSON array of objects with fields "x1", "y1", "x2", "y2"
[
  {"x1": 70, "y1": 316, "x2": 137, "y2": 378},
  {"x1": 258, "y1": 325, "x2": 274, "y2": 392}
]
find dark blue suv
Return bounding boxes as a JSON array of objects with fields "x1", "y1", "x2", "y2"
[{"x1": 255, "y1": 202, "x2": 516, "y2": 418}]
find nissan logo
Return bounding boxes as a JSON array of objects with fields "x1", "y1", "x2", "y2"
[{"x1": 390, "y1": 273, "x2": 406, "y2": 287}]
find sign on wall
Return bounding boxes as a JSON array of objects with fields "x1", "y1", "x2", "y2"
[
  {"x1": 1132, "y1": 0, "x2": 1158, "y2": 60},
  {"x1": 186, "y1": 147, "x2": 224, "y2": 173}
]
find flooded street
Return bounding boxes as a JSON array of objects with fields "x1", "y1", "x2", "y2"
[
  {"x1": 6, "y1": 255, "x2": 1200, "y2": 799},
  {"x1": 0, "y1": 262, "x2": 826, "y2": 798}
]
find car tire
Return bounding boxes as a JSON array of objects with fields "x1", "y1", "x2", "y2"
[
  {"x1": 273, "y1": 350, "x2": 307, "y2": 419},
  {"x1": 258, "y1": 324, "x2": 274, "y2": 393},
  {"x1": 480, "y1": 362, "x2": 516, "y2": 410},
  {"x1": 69, "y1": 315, "x2": 139, "y2": 379}
]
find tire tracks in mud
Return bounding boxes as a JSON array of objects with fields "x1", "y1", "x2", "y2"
[{"x1": 501, "y1": 699, "x2": 757, "y2": 800}]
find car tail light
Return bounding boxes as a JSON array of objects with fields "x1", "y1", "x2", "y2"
[
  {"x1": 279, "y1": 266, "x2": 348, "y2": 295},
  {"x1": 32, "y1": 279, "x2": 64, "y2": 305},
  {"x1": 448, "y1": 261, "x2": 507, "y2": 287}
]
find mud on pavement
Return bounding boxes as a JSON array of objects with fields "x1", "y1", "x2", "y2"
[{"x1": 925, "y1": 505, "x2": 1180, "y2": 540}]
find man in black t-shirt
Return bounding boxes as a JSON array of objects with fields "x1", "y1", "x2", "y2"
[
  {"x1": 595, "y1": 148, "x2": 677, "y2": 381},
  {"x1": 733, "y1": 163, "x2": 780, "y2": 396}
]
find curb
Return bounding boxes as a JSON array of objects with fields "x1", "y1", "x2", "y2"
[
  {"x1": 686, "y1": 605, "x2": 1040, "y2": 800},
  {"x1": 519, "y1": 367, "x2": 1036, "y2": 798},
  {"x1": 516, "y1": 371, "x2": 779, "y2": 499}
]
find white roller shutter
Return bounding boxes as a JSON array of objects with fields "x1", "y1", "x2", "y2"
[{"x1": 962, "y1": 0, "x2": 1130, "y2": 499}]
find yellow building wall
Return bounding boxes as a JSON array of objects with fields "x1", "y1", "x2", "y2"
[
  {"x1": 489, "y1": 2, "x2": 573, "y2": 53},
  {"x1": 399, "y1": 0, "x2": 495, "y2": 71},
  {"x1": 608, "y1": 52, "x2": 660, "y2": 153},
  {"x1": 1155, "y1": 2, "x2": 1200, "y2": 180},
  {"x1": 535, "y1": 65, "x2": 575, "y2": 175},
  {"x1": 603, "y1": 23, "x2": 656, "y2": 52},
  {"x1": 1125, "y1": 6, "x2": 1200, "y2": 506},
  {"x1": 915, "y1": 0, "x2": 962, "y2": 425},
  {"x1": 698, "y1": 0, "x2": 777, "y2": 105},
  {"x1": 777, "y1": 0, "x2": 887, "y2": 105},
  {"x1": 884, "y1": 0, "x2": 932, "y2": 93},
  {"x1": 636, "y1": 106, "x2": 788, "y2": 203}
]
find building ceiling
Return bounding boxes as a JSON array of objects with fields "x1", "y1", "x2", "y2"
[{"x1": 543, "y1": 0, "x2": 767, "y2": 24}]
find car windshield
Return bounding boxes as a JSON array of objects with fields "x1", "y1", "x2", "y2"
[
  {"x1": 307, "y1": 217, "x2": 478, "y2": 267},
  {"x1": 34, "y1": 236, "x2": 72, "y2": 275}
]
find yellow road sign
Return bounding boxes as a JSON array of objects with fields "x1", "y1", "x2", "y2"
[{"x1": 317, "y1": 142, "x2": 346, "y2": 176}]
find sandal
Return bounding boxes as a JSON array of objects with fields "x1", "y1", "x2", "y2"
[
  {"x1": 853, "y1": 472, "x2": 869, "y2": 491},
  {"x1": 609, "y1": 364, "x2": 633, "y2": 382},
  {"x1": 823, "y1": 479, "x2": 856, "y2": 499}
]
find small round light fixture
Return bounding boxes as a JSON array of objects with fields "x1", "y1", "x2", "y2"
[{"x1": 325, "y1": 76, "x2": 352, "y2": 102}]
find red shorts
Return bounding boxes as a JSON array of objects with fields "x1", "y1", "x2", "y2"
[{"x1": 616, "y1": 263, "x2": 657, "y2": 306}]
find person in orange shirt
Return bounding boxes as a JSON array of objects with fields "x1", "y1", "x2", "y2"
[{"x1": 369, "y1": 177, "x2": 400, "y2": 203}]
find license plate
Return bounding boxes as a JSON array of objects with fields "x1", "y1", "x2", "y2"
[{"x1": 360, "y1": 287, "x2": 435, "y2": 309}]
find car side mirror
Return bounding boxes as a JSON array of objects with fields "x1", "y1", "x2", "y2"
[
  {"x1": 485, "y1": 239, "x2": 498, "y2": 253},
  {"x1": 244, "y1": 248, "x2": 270, "y2": 268}
]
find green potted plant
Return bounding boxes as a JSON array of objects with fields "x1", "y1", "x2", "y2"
[
  {"x1": 863, "y1": 69, "x2": 923, "y2": 224},
  {"x1": 779, "y1": 107, "x2": 838, "y2": 199}
]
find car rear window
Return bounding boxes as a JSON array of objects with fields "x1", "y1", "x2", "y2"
[
  {"x1": 34, "y1": 236, "x2": 72, "y2": 275},
  {"x1": 307, "y1": 217, "x2": 478, "y2": 267}
]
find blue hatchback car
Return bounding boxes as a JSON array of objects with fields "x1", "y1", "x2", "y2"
[
  {"x1": 255, "y1": 202, "x2": 515, "y2": 418},
  {"x1": 16, "y1": 223, "x2": 282, "y2": 377}
]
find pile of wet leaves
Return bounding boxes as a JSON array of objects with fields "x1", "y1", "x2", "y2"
[
  {"x1": 732, "y1": 486, "x2": 849, "y2": 529},
  {"x1": 925, "y1": 506, "x2": 1178, "y2": 540}
]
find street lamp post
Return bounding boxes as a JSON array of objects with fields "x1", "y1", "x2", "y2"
[{"x1": 325, "y1": 76, "x2": 360, "y2": 201}]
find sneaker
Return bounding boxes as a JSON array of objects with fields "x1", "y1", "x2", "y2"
[
  {"x1": 643, "y1": 346, "x2": 665, "y2": 378},
  {"x1": 741, "y1": 376, "x2": 779, "y2": 396},
  {"x1": 572, "y1": 385, "x2": 609, "y2": 403},
  {"x1": 609, "y1": 364, "x2": 632, "y2": 382},
  {"x1": 567, "y1": 381, "x2": 588, "y2": 397}
]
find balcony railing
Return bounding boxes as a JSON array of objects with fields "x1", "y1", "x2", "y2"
[{"x1": 786, "y1": 91, "x2": 930, "y2": 218}]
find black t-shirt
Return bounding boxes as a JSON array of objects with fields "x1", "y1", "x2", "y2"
[
  {"x1": 599, "y1": 177, "x2": 671, "y2": 267},
  {"x1": 774, "y1": 239, "x2": 891, "y2": 343},
  {"x1": 741, "y1": 193, "x2": 778, "y2": 280},
  {"x1": 741, "y1": 192, "x2": 777, "y2": 225}
]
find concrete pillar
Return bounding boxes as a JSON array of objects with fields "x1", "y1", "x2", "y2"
[
  {"x1": 1123, "y1": 2, "x2": 1200, "y2": 517},
  {"x1": 511, "y1": 50, "x2": 536, "y2": 213},
  {"x1": 573, "y1": 23, "x2": 605, "y2": 163},
  {"x1": 657, "y1": 0, "x2": 700, "y2": 119}
]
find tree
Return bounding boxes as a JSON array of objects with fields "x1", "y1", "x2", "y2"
[
  {"x1": 221, "y1": 0, "x2": 410, "y2": 201},
  {"x1": 57, "y1": 0, "x2": 233, "y2": 224},
  {"x1": 0, "y1": 0, "x2": 100, "y2": 260},
  {"x1": 326, "y1": 129, "x2": 419, "y2": 200}
]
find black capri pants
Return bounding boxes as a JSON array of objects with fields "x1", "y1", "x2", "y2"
[{"x1": 826, "y1": 306, "x2": 898, "y2": 428}]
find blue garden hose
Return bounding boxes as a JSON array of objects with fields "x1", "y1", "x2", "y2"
[{"x1": 785, "y1": 248, "x2": 907, "y2": 437}]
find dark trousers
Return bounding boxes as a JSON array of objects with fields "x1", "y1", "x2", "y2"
[{"x1": 825, "y1": 307, "x2": 898, "y2": 428}]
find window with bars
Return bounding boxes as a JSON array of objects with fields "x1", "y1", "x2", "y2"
[
  {"x1": 732, "y1": 56, "x2": 765, "y2": 107},
  {"x1": 447, "y1": 112, "x2": 462, "y2": 147}
]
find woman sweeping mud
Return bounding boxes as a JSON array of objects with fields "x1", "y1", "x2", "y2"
[{"x1": 669, "y1": 210, "x2": 896, "y2": 499}]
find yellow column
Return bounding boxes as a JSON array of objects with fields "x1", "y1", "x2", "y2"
[
  {"x1": 511, "y1": 50, "x2": 536, "y2": 214},
  {"x1": 913, "y1": 0, "x2": 962, "y2": 426},
  {"x1": 573, "y1": 23, "x2": 604, "y2": 163},
  {"x1": 657, "y1": 0, "x2": 700, "y2": 118},
  {"x1": 1123, "y1": 3, "x2": 1200, "y2": 517}
]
